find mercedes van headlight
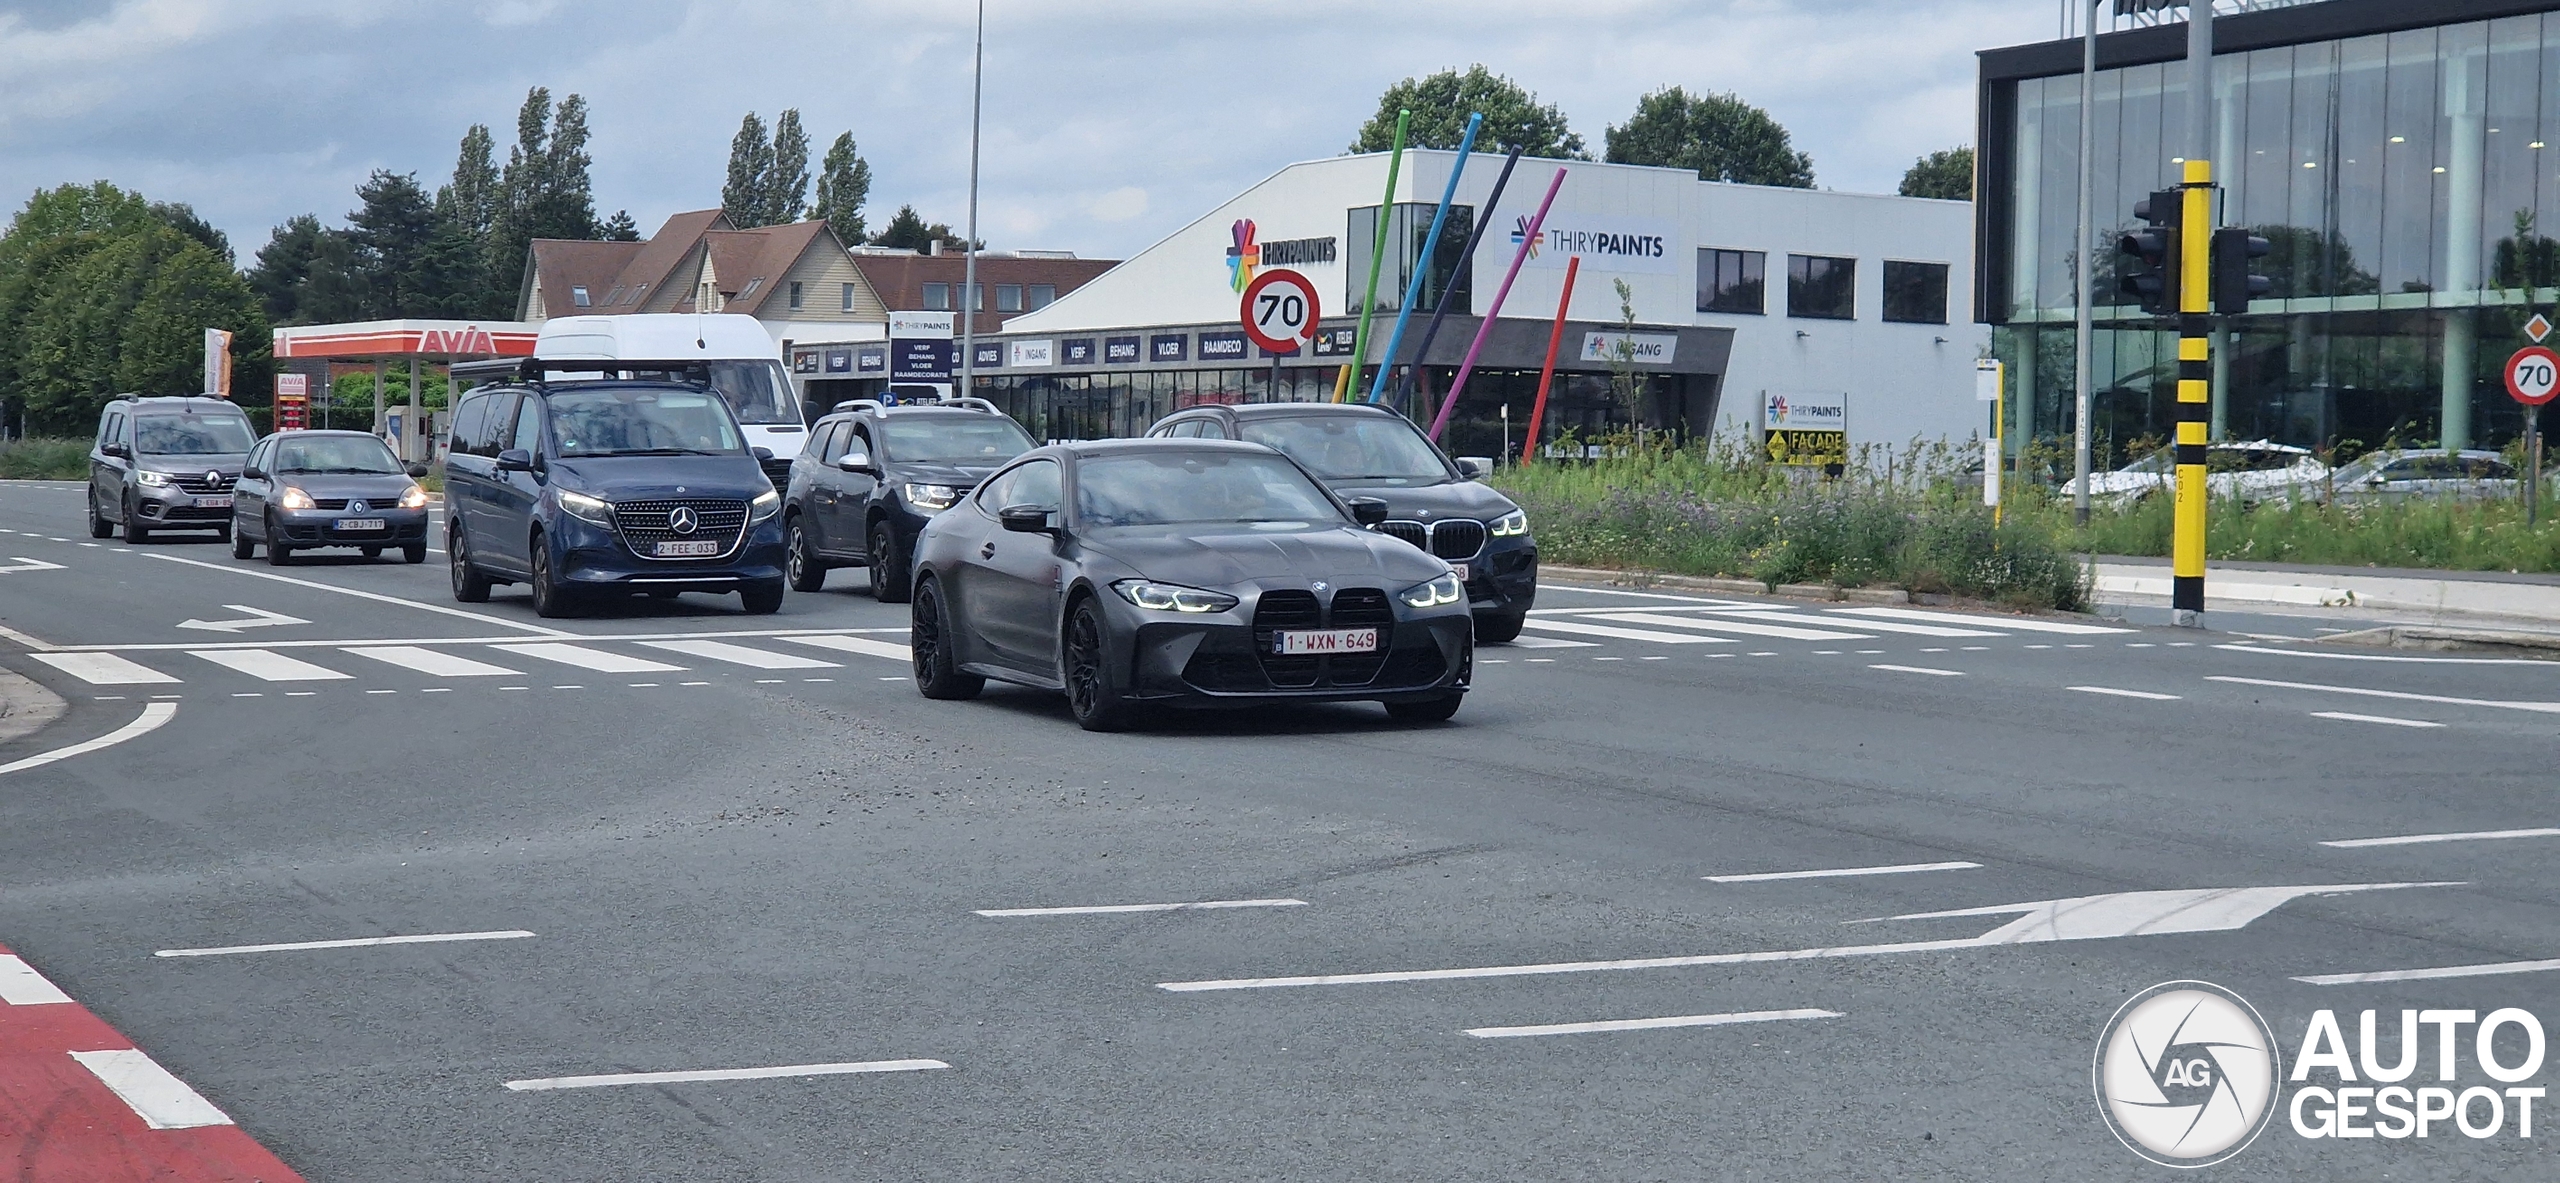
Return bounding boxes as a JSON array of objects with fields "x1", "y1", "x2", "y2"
[
  {"x1": 556, "y1": 488, "x2": 612, "y2": 525},
  {"x1": 749, "y1": 489, "x2": 781, "y2": 522}
]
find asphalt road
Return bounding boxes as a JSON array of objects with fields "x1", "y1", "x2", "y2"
[{"x1": 1, "y1": 475, "x2": 2555, "y2": 1181}]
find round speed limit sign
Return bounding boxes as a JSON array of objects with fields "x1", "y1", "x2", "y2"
[
  {"x1": 2508, "y1": 345, "x2": 2560, "y2": 406},
  {"x1": 1239, "y1": 268, "x2": 1321, "y2": 353}
]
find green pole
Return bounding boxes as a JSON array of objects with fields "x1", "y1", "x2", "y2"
[{"x1": 1345, "y1": 109, "x2": 1409, "y2": 401}]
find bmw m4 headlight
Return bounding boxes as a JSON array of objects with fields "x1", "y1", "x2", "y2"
[
  {"x1": 133, "y1": 469, "x2": 172, "y2": 487},
  {"x1": 1490, "y1": 509, "x2": 1529, "y2": 537},
  {"x1": 1399, "y1": 572, "x2": 1464, "y2": 609},
  {"x1": 749, "y1": 489, "x2": 781, "y2": 522},
  {"x1": 398, "y1": 484, "x2": 429, "y2": 510},
  {"x1": 555, "y1": 488, "x2": 613, "y2": 525},
  {"x1": 1112, "y1": 579, "x2": 1239, "y2": 614},
  {"x1": 279, "y1": 485, "x2": 315, "y2": 510},
  {"x1": 904, "y1": 483, "x2": 960, "y2": 512}
]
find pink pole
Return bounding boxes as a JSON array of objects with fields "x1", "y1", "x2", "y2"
[{"x1": 1428, "y1": 167, "x2": 1566, "y2": 442}]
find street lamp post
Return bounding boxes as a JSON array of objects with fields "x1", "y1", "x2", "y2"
[
  {"x1": 959, "y1": 0, "x2": 985, "y2": 405},
  {"x1": 2073, "y1": 0, "x2": 2101, "y2": 526}
]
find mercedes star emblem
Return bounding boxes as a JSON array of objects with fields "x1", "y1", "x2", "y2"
[{"x1": 668, "y1": 506, "x2": 699, "y2": 535}]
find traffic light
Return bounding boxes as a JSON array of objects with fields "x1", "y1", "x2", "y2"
[
  {"x1": 2117, "y1": 189, "x2": 2183, "y2": 316},
  {"x1": 2211, "y1": 226, "x2": 2272, "y2": 314}
]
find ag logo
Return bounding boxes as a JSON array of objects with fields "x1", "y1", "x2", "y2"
[{"x1": 2094, "y1": 981, "x2": 2281, "y2": 1168}]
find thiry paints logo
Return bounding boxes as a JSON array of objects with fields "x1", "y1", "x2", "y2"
[
  {"x1": 1226, "y1": 220, "x2": 1259, "y2": 293},
  {"x1": 2095, "y1": 982, "x2": 2282, "y2": 1167},
  {"x1": 1510, "y1": 215, "x2": 1541, "y2": 260}
]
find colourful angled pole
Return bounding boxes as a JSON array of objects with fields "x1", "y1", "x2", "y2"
[
  {"x1": 1428, "y1": 167, "x2": 1567, "y2": 442},
  {"x1": 1390, "y1": 146, "x2": 1522, "y2": 413},
  {"x1": 1522, "y1": 253, "x2": 1579, "y2": 464},
  {"x1": 1368, "y1": 113, "x2": 1481, "y2": 403},
  {"x1": 1344, "y1": 109, "x2": 1410, "y2": 401}
]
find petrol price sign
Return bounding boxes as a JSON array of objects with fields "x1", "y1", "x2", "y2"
[
  {"x1": 2505, "y1": 345, "x2": 2560, "y2": 406},
  {"x1": 1239, "y1": 268, "x2": 1321, "y2": 354}
]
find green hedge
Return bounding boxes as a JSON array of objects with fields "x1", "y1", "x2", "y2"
[{"x1": 0, "y1": 437, "x2": 88, "y2": 480}]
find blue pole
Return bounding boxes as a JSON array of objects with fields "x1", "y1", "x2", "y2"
[
  {"x1": 1388, "y1": 146, "x2": 1521, "y2": 414},
  {"x1": 1367, "y1": 113, "x2": 1481, "y2": 403}
]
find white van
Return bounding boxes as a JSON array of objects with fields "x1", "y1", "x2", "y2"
[{"x1": 531, "y1": 314, "x2": 808, "y2": 485}]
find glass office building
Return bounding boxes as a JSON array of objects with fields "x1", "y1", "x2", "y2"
[{"x1": 1977, "y1": 0, "x2": 2560, "y2": 461}]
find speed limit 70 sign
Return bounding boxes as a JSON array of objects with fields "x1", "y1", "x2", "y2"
[
  {"x1": 1239, "y1": 268, "x2": 1321, "y2": 354},
  {"x1": 2508, "y1": 345, "x2": 2560, "y2": 406}
]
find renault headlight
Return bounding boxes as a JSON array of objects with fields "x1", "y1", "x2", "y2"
[
  {"x1": 1399, "y1": 572, "x2": 1464, "y2": 608},
  {"x1": 1112, "y1": 579, "x2": 1239, "y2": 614},
  {"x1": 1490, "y1": 509, "x2": 1529, "y2": 537},
  {"x1": 904, "y1": 483, "x2": 960, "y2": 512},
  {"x1": 556, "y1": 488, "x2": 612, "y2": 525},
  {"x1": 748, "y1": 489, "x2": 781, "y2": 522},
  {"x1": 134, "y1": 469, "x2": 171, "y2": 487},
  {"x1": 398, "y1": 484, "x2": 429, "y2": 510},
  {"x1": 279, "y1": 485, "x2": 315, "y2": 510}
]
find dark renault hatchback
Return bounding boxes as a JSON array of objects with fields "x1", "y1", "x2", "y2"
[{"x1": 443, "y1": 379, "x2": 786, "y2": 617}]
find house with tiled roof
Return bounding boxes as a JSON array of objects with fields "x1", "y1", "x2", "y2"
[{"x1": 518, "y1": 209, "x2": 890, "y2": 341}]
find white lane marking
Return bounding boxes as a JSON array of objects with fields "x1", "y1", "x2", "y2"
[
  {"x1": 174, "y1": 605, "x2": 309, "y2": 633},
  {"x1": 69, "y1": 1049, "x2": 233, "y2": 1129},
  {"x1": 142, "y1": 551, "x2": 570, "y2": 636},
  {"x1": 1534, "y1": 586, "x2": 1741, "y2": 604},
  {"x1": 2070, "y1": 686, "x2": 2182, "y2": 701},
  {"x1": 0, "y1": 702, "x2": 178, "y2": 777},
  {"x1": 31, "y1": 651, "x2": 179, "y2": 685},
  {"x1": 2312, "y1": 710, "x2": 2444, "y2": 729},
  {"x1": 43, "y1": 625, "x2": 919, "y2": 654},
  {"x1": 1832, "y1": 606, "x2": 2131, "y2": 634},
  {"x1": 643, "y1": 639, "x2": 839, "y2": 669},
  {"x1": 492, "y1": 643, "x2": 685, "y2": 674},
  {"x1": 1705, "y1": 861, "x2": 1979, "y2": 883},
  {"x1": 1156, "y1": 882, "x2": 2453, "y2": 992},
  {"x1": 2205, "y1": 675, "x2": 2560, "y2": 715},
  {"x1": 1519, "y1": 618, "x2": 1731, "y2": 644},
  {"x1": 2320, "y1": 827, "x2": 2560, "y2": 849},
  {"x1": 504, "y1": 1059, "x2": 949, "y2": 1091},
  {"x1": 341, "y1": 646, "x2": 524, "y2": 677},
  {"x1": 190, "y1": 649, "x2": 351, "y2": 682},
  {"x1": 1489, "y1": 634, "x2": 1599, "y2": 649},
  {"x1": 2217, "y1": 643, "x2": 2560, "y2": 666},
  {"x1": 1590, "y1": 612, "x2": 1873, "y2": 642},
  {"x1": 1465, "y1": 1008, "x2": 1840, "y2": 1040},
  {"x1": 0, "y1": 953, "x2": 74, "y2": 1004},
  {"x1": 783, "y1": 634, "x2": 915, "y2": 662},
  {"x1": 155, "y1": 930, "x2": 536, "y2": 958},
  {"x1": 0, "y1": 556, "x2": 67, "y2": 573},
  {"x1": 0, "y1": 622, "x2": 60, "y2": 650},
  {"x1": 2296, "y1": 958, "x2": 2560, "y2": 986},
  {"x1": 1721, "y1": 610, "x2": 1999, "y2": 638},
  {"x1": 1868, "y1": 663, "x2": 1963, "y2": 677},
  {"x1": 975, "y1": 899, "x2": 1306, "y2": 918}
]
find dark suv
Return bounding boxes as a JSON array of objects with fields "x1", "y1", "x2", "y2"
[
  {"x1": 87, "y1": 395, "x2": 257, "y2": 543},
  {"x1": 780, "y1": 398, "x2": 1036, "y2": 603},
  {"x1": 1146, "y1": 403, "x2": 1536, "y2": 640},
  {"x1": 443, "y1": 378, "x2": 787, "y2": 617}
]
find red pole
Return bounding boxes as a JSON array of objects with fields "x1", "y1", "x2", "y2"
[{"x1": 1521, "y1": 255, "x2": 1579, "y2": 464}]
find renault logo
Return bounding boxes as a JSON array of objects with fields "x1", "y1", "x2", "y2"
[
  {"x1": 348, "y1": 500, "x2": 370, "y2": 515},
  {"x1": 204, "y1": 470, "x2": 222, "y2": 488},
  {"x1": 668, "y1": 506, "x2": 699, "y2": 535}
]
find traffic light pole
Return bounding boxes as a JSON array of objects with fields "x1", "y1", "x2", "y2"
[{"x1": 2174, "y1": 158, "x2": 2213, "y2": 627}]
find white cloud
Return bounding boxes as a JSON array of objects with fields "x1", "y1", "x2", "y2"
[{"x1": 1087, "y1": 186, "x2": 1148, "y2": 224}]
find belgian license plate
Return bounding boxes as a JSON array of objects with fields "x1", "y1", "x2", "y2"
[
  {"x1": 1275, "y1": 628, "x2": 1379, "y2": 656},
  {"x1": 1448, "y1": 563, "x2": 1470, "y2": 582},
  {"x1": 198, "y1": 496, "x2": 232, "y2": 510},
  {"x1": 654, "y1": 539, "x2": 721, "y2": 557},
  {"x1": 335, "y1": 518, "x2": 385, "y2": 532}
]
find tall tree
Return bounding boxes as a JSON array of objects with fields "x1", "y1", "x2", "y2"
[
  {"x1": 723, "y1": 112, "x2": 775, "y2": 227},
  {"x1": 0, "y1": 183, "x2": 170, "y2": 421},
  {"x1": 1605, "y1": 87, "x2": 1814, "y2": 188},
  {"x1": 535, "y1": 93, "x2": 598, "y2": 239},
  {"x1": 769, "y1": 109, "x2": 811, "y2": 224},
  {"x1": 246, "y1": 214, "x2": 326, "y2": 324},
  {"x1": 869, "y1": 205, "x2": 971, "y2": 252},
  {"x1": 14, "y1": 222, "x2": 265, "y2": 430},
  {"x1": 349, "y1": 170, "x2": 438, "y2": 316},
  {"x1": 437, "y1": 123, "x2": 500, "y2": 240},
  {"x1": 485, "y1": 87, "x2": 556, "y2": 316},
  {"x1": 601, "y1": 210, "x2": 640, "y2": 241},
  {"x1": 1351, "y1": 66, "x2": 1585, "y2": 158},
  {"x1": 1899, "y1": 147, "x2": 1975, "y2": 200},
  {"x1": 148, "y1": 202, "x2": 231, "y2": 263},
  {"x1": 813, "y1": 131, "x2": 872, "y2": 245}
]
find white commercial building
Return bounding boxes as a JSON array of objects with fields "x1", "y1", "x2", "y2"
[{"x1": 960, "y1": 150, "x2": 1986, "y2": 459}]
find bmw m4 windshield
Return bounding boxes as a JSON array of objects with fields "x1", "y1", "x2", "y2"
[
  {"x1": 1237, "y1": 414, "x2": 1450, "y2": 484},
  {"x1": 1075, "y1": 452, "x2": 1344, "y2": 528}
]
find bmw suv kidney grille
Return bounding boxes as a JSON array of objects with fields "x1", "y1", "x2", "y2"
[
  {"x1": 1374, "y1": 521, "x2": 1428, "y2": 550},
  {"x1": 613, "y1": 497, "x2": 749, "y2": 558},
  {"x1": 1376, "y1": 519, "x2": 1484, "y2": 560}
]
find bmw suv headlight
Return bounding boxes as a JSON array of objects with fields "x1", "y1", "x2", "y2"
[
  {"x1": 749, "y1": 489, "x2": 781, "y2": 522},
  {"x1": 904, "y1": 483, "x2": 960, "y2": 512},
  {"x1": 1399, "y1": 572, "x2": 1464, "y2": 608},
  {"x1": 556, "y1": 488, "x2": 613, "y2": 525},
  {"x1": 1112, "y1": 579, "x2": 1239, "y2": 614},
  {"x1": 133, "y1": 469, "x2": 171, "y2": 487},
  {"x1": 398, "y1": 484, "x2": 429, "y2": 510},
  {"x1": 1490, "y1": 509, "x2": 1529, "y2": 537}
]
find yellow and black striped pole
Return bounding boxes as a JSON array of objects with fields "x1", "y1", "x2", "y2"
[{"x1": 2172, "y1": 159, "x2": 2213, "y2": 623}]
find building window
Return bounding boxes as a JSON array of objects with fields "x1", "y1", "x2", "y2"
[
  {"x1": 922, "y1": 282, "x2": 950, "y2": 311},
  {"x1": 968, "y1": 283, "x2": 985, "y2": 311},
  {"x1": 1787, "y1": 254, "x2": 1856, "y2": 320},
  {"x1": 787, "y1": 281, "x2": 804, "y2": 310},
  {"x1": 1696, "y1": 249, "x2": 1765, "y2": 314},
  {"x1": 1882, "y1": 261, "x2": 1949, "y2": 324},
  {"x1": 1028, "y1": 284, "x2": 1056, "y2": 310},
  {"x1": 571, "y1": 285, "x2": 591, "y2": 308},
  {"x1": 738, "y1": 278, "x2": 764, "y2": 301},
  {"x1": 626, "y1": 283, "x2": 647, "y2": 305},
  {"x1": 1346, "y1": 203, "x2": 1474, "y2": 315},
  {"x1": 996, "y1": 284, "x2": 1023, "y2": 312},
  {"x1": 841, "y1": 282, "x2": 856, "y2": 312},
  {"x1": 602, "y1": 285, "x2": 624, "y2": 306}
]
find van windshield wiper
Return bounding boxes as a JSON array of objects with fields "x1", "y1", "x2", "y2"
[{"x1": 581, "y1": 447, "x2": 727, "y2": 456}]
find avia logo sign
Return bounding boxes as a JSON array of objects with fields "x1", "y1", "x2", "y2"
[
  {"x1": 1227, "y1": 219, "x2": 1260, "y2": 293},
  {"x1": 419, "y1": 326, "x2": 498, "y2": 354}
]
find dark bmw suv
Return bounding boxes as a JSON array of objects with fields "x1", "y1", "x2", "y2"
[
  {"x1": 1147, "y1": 403, "x2": 1536, "y2": 640},
  {"x1": 443, "y1": 378, "x2": 786, "y2": 617},
  {"x1": 88, "y1": 395, "x2": 257, "y2": 543},
  {"x1": 780, "y1": 398, "x2": 1036, "y2": 603}
]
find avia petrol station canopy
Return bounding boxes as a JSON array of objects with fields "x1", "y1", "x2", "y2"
[{"x1": 273, "y1": 319, "x2": 538, "y2": 361}]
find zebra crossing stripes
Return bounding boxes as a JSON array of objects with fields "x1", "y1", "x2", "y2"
[
  {"x1": 786, "y1": 634, "x2": 914, "y2": 662},
  {"x1": 1719, "y1": 611, "x2": 2000, "y2": 638},
  {"x1": 1518, "y1": 619, "x2": 1732, "y2": 644},
  {"x1": 18, "y1": 634, "x2": 918, "y2": 688},
  {"x1": 341, "y1": 646, "x2": 523, "y2": 677},
  {"x1": 30, "y1": 652, "x2": 179, "y2": 685},
  {"x1": 190, "y1": 650, "x2": 349, "y2": 681},
  {"x1": 1585, "y1": 612, "x2": 1873, "y2": 643},
  {"x1": 489, "y1": 643, "x2": 686, "y2": 674},
  {"x1": 642, "y1": 639, "x2": 839, "y2": 669},
  {"x1": 1828, "y1": 606, "x2": 2132, "y2": 635}
]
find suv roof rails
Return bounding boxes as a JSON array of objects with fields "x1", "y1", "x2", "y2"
[
  {"x1": 832, "y1": 399, "x2": 886, "y2": 414},
  {"x1": 937, "y1": 397, "x2": 1000, "y2": 414},
  {"x1": 450, "y1": 358, "x2": 719, "y2": 387}
]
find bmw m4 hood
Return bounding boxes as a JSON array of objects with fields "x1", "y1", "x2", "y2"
[
  {"x1": 547, "y1": 454, "x2": 771, "y2": 501},
  {"x1": 1082, "y1": 525, "x2": 1447, "y2": 589},
  {"x1": 1321, "y1": 477, "x2": 1516, "y2": 523}
]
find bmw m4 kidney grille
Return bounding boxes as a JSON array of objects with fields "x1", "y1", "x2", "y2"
[
  {"x1": 613, "y1": 498, "x2": 748, "y2": 558},
  {"x1": 1236, "y1": 587, "x2": 1395, "y2": 690},
  {"x1": 1326, "y1": 587, "x2": 1393, "y2": 684},
  {"x1": 1251, "y1": 589, "x2": 1323, "y2": 687}
]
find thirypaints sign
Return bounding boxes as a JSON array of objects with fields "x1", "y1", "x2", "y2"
[
  {"x1": 1763, "y1": 390, "x2": 1848, "y2": 467},
  {"x1": 1507, "y1": 214, "x2": 1680, "y2": 275}
]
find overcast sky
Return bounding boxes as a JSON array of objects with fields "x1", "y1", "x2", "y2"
[{"x1": 0, "y1": 0, "x2": 2071, "y2": 266}]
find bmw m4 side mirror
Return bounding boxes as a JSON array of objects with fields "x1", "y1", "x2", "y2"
[
  {"x1": 999, "y1": 504, "x2": 1054, "y2": 533},
  {"x1": 1346, "y1": 497, "x2": 1390, "y2": 527}
]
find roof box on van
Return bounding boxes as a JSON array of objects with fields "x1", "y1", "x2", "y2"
[{"x1": 533, "y1": 314, "x2": 780, "y2": 366}]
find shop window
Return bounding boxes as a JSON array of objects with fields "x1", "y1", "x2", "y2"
[
  {"x1": 1028, "y1": 284, "x2": 1056, "y2": 310},
  {"x1": 1697, "y1": 249, "x2": 1765, "y2": 314},
  {"x1": 996, "y1": 284, "x2": 1023, "y2": 312},
  {"x1": 1882, "y1": 261, "x2": 1949, "y2": 324},
  {"x1": 923, "y1": 282, "x2": 950, "y2": 311},
  {"x1": 1788, "y1": 254, "x2": 1856, "y2": 320},
  {"x1": 1346, "y1": 203, "x2": 1474, "y2": 315}
]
